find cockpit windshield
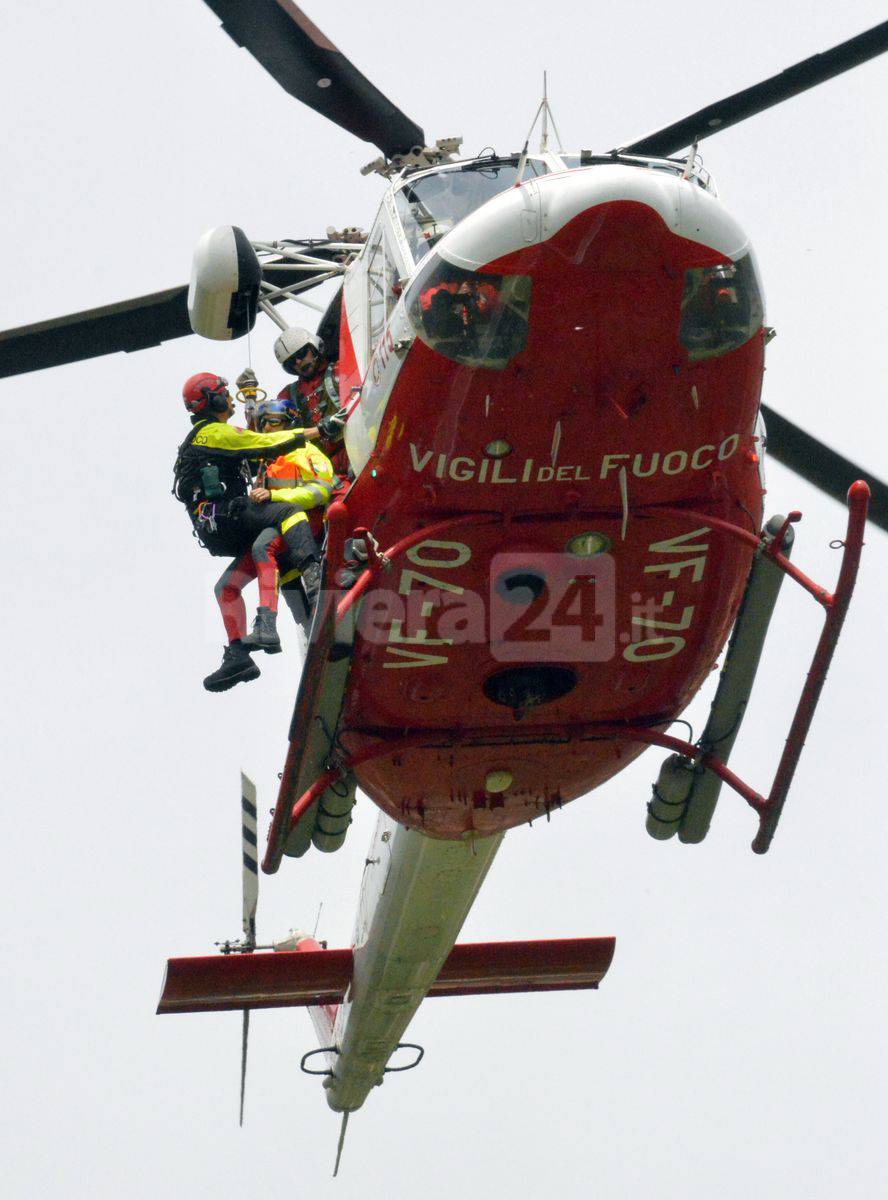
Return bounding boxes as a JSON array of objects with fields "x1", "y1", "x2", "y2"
[{"x1": 395, "y1": 159, "x2": 549, "y2": 262}]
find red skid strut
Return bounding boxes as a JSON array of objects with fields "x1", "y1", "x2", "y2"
[{"x1": 752, "y1": 480, "x2": 869, "y2": 852}]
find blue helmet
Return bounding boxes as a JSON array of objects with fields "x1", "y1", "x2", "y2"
[{"x1": 255, "y1": 398, "x2": 294, "y2": 428}]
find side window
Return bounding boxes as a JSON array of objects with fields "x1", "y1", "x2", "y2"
[
  {"x1": 384, "y1": 232, "x2": 400, "y2": 322},
  {"x1": 367, "y1": 231, "x2": 386, "y2": 349},
  {"x1": 366, "y1": 223, "x2": 401, "y2": 354}
]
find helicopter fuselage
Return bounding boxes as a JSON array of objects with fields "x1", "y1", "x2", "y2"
[{"x1": 327, "y1": 156, "x2": 766, "y2": 839}]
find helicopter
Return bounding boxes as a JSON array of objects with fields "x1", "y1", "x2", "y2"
[{"x1": 2, "y1": 0, "x2": 887, "y2": 1182}]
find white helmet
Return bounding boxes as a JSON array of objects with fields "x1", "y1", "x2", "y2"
[{"x1": 274, "y1": 326, "x2": 325, "y2": 374}]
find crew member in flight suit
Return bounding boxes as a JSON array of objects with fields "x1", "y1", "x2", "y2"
[
  {"x1": 173, "y1": 372, "x2": 321, "y2": 692},
  {"x1": 274, "y1": 327, "x2": 350, "y2": 477}
]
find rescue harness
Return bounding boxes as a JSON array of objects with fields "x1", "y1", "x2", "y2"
[{"x1": 172, "y1": 420, "x2": 254, "y2": 556}]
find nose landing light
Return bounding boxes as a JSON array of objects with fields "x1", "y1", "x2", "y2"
[
  {"x1": 566, "y1": 531, "x2": 611, "y2": 557},
  {"x1": 485, "y1": 769, "x2": 513, "y2": 794}
]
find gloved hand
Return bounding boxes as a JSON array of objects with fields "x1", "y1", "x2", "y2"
[
  {"x1": 236, "y1": 367, "x2": 259, "y2": 392},
  {"x1": 318, "y1": 408, "x2": 347, "y2": 440},
  {"x1": 226, "y1": 495, "x2": 249, "y2": 520}
]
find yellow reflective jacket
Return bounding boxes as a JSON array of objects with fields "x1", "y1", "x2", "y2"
[{"x1": 265, "y1": 444, "x2": 334, "y2": 511}]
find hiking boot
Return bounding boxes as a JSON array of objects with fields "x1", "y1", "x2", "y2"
[
  {"x1": 243, "y1": 606, "x2": 282, "y2": 654},
  {"x1": 336, "y1": 562, "x2": 361, "y2": 589},
  {"x1": 337, "y1": 538, "x2": 368, "y2": 588},
  {"x1": 301, "y1": 560, "x2": 323, "y2": 613},
  {"x1": 203, "y1": 641, "x2": 261, "y2": 692}
]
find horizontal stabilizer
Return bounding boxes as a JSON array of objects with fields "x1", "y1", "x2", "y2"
[
  {"x1": 431, "y1": 937, "x2": 615, "y2": 997},
  {"x1": 158, "y1": 947, "x2": 352, "y2": 1014},
  {"x1": 157, "y1": 937, "x2": 615, "y2": 1015}
]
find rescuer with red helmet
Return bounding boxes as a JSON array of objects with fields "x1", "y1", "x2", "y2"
[
  {"x1": 274, "y1": 327, "x2": 349, "y2": 476},
  {"x1": 173, "y1": 372, "x2": 322, "y2": 691}
]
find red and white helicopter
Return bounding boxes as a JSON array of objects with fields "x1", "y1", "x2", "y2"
[{"x1": 2, "y1": 0, "x2": 886, "y2": 1172}]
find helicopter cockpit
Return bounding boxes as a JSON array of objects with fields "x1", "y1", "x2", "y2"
[
  {"x1": 394, "y1": 157, "x2": 551, "y2": 261},
  {"x1": 393, "y1": 149, "x2": 716, "y2": 268}
]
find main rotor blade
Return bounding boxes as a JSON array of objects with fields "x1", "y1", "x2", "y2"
[
  {"x1": 202, "y1": 1, "x2": 425, "y2": 159},
  {"x1": 762, "y1": 403, "x2": 888, "y2": 533},
  {"x1": 0, "y1": 256, "x2": 336, "y2": 379},
  {"x1": 615, "y1": 20, "x2": 888, "y2": 157},
  {"x1": 0, "y1": 286, "x2": 191, "y2": 379}
]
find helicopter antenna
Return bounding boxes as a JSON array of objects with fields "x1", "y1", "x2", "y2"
[
  {"x1": 538, "y1": 72, "x2": 564, "y2": 153},
  {"x1": 515, "y1": 102, "x2": 543, "y2": 183},
  {"x1": 540, "y1": 72, "x2": 549, "y2": 152},
  {"x1": 517, "y1": 74, "x2": 564, "y2": 180},
  {"x1": 333, "y1": 1112, "x2": 350, "y2": 1177}
]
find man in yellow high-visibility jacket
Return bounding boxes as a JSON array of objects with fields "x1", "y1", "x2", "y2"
[{"x1": 236, "y1": 399, "x2": 335, "y2": 654}]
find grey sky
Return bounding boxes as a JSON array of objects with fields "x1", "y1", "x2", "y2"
[{"x1": 1, "y1": 2, "x2": 886, "y2": 1196}]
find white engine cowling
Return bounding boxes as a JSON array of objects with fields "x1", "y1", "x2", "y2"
[{"x1": 187, "y1": 225, "x2": 261, "y2": 340}]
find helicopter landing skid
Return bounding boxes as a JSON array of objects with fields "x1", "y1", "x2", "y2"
[{"x1": 645, "y1": 480, "x2": 870, "y2": 853}]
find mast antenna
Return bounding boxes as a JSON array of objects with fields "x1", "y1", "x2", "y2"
[{"x1": 516, "y1": 72, "x2": 564, "y2": 183}]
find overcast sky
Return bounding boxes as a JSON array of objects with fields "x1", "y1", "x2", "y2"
[{"x1": 2, "y1": 2, "x2": 887, "y2": 1197}]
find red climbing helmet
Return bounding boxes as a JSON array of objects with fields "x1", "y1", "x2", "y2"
[{"x1": 182, "y1": 372, "x2": 230, "y2": 416}]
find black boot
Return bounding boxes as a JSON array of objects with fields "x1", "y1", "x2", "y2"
[
  {"x1": 337, "y1": 538, "x2": 368, "y2": 589},
  {"x1": 203, "y1": 641, "x2": 260, "y2": 692},
  {"x1": 243, "y1": 606, "x2": 282, "y2": 654},
  {"x1": 300, "y1": 560, "x2": 323, "y2": 613},
  {"x1": 336, "y1": 561, "x2": 361, "y2": 589}
]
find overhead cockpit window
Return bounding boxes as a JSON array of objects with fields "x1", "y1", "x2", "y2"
[
  {"x1": 407, "y1": 257, "x2": 531, "y2": 370},
  {"x1": 679, "y1": 253, "x2": 764, "y2": 361},
  {"x1": 395, "y1": 159, "x2": 549, "y2": 261}
]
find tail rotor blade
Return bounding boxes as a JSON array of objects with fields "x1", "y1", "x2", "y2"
[
  {"x1": 241, "y1": 772, "x2": 259, "y2": 947},
  {"x1": 239, "y1": 773, "x2": 258, "y2": 1127},
  {"x1": 239, "y1": 1009, "x2": 250, "y2": 1127}
]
